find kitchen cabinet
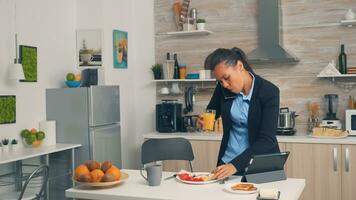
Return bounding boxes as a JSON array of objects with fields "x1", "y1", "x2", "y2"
[
  {"x1": 285, "y1": 143, "x2": 342, "y2": 200},
  {"x1": 341, "y1": 145, "x2": 356, "y2": 200},
  {"x1": 163, "y1": 140, "x2": 221, "y2": 172}
]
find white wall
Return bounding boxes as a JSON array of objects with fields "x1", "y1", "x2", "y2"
[
  {"x1": 0, "y1": 0, "x2": 77, "y2": 143},
  {"x1": 0, "y1": 0, "x2": 155, "y2": 169}
]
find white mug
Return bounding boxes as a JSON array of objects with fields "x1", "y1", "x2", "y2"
[
  {"x1": 80, "y1": 54, "x2": 93, "y2": 63},
  {"x1": 159, "y1": 87, "x2": 170, "y2": 94},
  {"x1": 140, "y1": 164, "x2": 162, "y2": 186}
]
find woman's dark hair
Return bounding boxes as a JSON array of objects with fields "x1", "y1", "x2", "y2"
[{"x1": 204, "y1": 47, "x2": 254, "y2": 74}]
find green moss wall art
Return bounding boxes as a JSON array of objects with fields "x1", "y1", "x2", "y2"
[
  {"x1": 0, "y1": 96, "x2": 16, "y2": 124},
  {"x1": 19, "y1": 45, "x2": 37, "y2": 82}
]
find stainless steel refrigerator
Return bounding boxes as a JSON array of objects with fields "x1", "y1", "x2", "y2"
[{"x1": 46, "y1": 85, "x2": 121, "y2": 167}]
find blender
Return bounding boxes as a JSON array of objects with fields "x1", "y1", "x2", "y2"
[{"x1": 320, "y1": 94, "x2": 342, "y2": 129}]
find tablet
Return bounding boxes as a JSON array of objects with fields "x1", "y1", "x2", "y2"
[{"x1": 244, "y1": 151, "x2": 290, "y2": 175}]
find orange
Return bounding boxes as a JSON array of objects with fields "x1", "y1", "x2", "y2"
[
  {"x1": 31, "y1": 128, "x2": 37, "y2": 134},
  {"x1": 75, "y1": 74, "x2": 81, "y2": 81},
  {"x1": 32, "y1": 140, "x2": 42, "y2": 147},
  {"x1": 105, "y1": 166, "x2": 121, "y2": 180},
  {"x1": 90, "y1": 169, "x2": 105, "y2": 182},
  {"x1": 75, "y1": 165, "x2": 90, "y2": 180}
]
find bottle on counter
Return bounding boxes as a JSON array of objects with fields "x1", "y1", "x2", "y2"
[
  {"x1": 338, "y1": 44, "x2": 347, "y2": 74},
  {"x1": 173, "y1": 53, "x2": 180, "y2": 79}
]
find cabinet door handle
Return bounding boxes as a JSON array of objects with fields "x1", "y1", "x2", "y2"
[
  {"x1": 345, "y1": 147, "x2": 350, "y2": 172},
  {"x1": 333, "y1": 147, "x2": 338, "y2": 171}
]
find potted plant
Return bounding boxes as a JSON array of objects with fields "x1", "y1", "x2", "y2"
[
  {"x1": 196, "y1": 18, "x2": 206, "y2": 30},
  {"x1": 11, "y1": 139, "x2": 18, "y2": 151},
  {"x1": 2, "y1": 138, "x2": 9, "y2": 152},
  {"x1": 151, "y1": 64, "x2": 163, "y2": 80}
]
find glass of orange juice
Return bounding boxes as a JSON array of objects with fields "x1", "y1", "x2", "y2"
[{"x1": 202, "y1": 109, "x2": 216, "y2": 132}]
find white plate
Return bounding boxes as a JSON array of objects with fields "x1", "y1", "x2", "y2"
[
  {"x1": 73, "y1": 172, "x2": 128, "y2": 188},
  {"x1": 224, "y1": 182, "x2": 259, "y2": 194},
  {"x1": 175, "y1": 173, "x2": 219, "y2": 185}
]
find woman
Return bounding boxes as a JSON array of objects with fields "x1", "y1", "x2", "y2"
[{"x1": 198, "y1": 47, "x2": 280, "y2": 179}]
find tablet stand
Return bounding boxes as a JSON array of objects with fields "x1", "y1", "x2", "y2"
[{"x1": 241, "y1": 169, "x2": 286, "y2": 184}]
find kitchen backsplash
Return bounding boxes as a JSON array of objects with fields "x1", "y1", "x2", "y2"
[{"x1": 154, "y1": 0, "x2": 356, "y2": 135}]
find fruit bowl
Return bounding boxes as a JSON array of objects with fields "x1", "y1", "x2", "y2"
[
  {"x1": 22, "y1": 137, "x2": 42, "y2": 148},
  {"x1": 66, "y1": 80, "x2": 81, "y2": 88}
]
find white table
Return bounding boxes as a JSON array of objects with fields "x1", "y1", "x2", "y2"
[
  {"x1": 0, "y1": 144, "x2": 81, "y2": 199},
  {"x1": 66, "y1": 169, "x2": 305, "y2": 200}
]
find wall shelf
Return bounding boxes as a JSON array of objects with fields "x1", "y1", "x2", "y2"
[
  {"x1": 340, "y1": 19, "x2": 356, "y2": 27},
  {"x1": 158, "y1": 30, "x2": 213, "y2": 36},
  {"x1": 154, "y1": 79, "x2": 216, "y2": 82},
  {"x1": 317, "y1": 74, "x2": 356, "y2": 92}
]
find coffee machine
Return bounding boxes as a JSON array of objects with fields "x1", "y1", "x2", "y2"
[
  {"x1": 156, "y1": 100, "x2": 183, "y2": 132},
  {"x1": 320, "y1": 94, "x2": 342, "y2": 129}
]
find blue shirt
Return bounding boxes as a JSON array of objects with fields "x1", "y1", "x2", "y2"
[{"x1": 221, "y1": 74, "x2": 255, "y2": 163}]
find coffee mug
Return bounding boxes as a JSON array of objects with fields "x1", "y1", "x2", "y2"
[
  {"x1": 140, "y1": 164, "x2": 162, "y2": 186},
  {"x1": 159, "y1": 87, "x2": 170, "y2": 94},
  {"x1": 80, "y1": 53, "x2": 93, "y2": 63}
]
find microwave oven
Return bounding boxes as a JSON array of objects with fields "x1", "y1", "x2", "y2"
[{"x1": 346, "y1": 109, "x2": 356, "y2": 135}]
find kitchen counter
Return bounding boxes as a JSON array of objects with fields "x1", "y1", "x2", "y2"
[
  {"x1": 66, "y1": 169, "x2": 305, "y2": 200},
  {"x1": 144, "y1": 132, "x2": 356, "y2": 145}
]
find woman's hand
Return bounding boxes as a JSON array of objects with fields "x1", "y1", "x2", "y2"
[
  {"x1": 196, "y1": 114, "x2": 204, "y2": 130},
  {"x1": 211, "y1": 164, "x2": 237, "y2": 180}
]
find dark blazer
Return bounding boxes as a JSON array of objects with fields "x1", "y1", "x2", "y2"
[{"x1": 207, "y1": 74, "x2": 280, "y2": 172}]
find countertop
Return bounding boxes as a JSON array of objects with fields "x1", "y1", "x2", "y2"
[
  {"x1": 66, "y1": 169, "x2": 305, "y2": 200},
  {"x1": 0, "y1": 143, "x2": 81, "y2": 164},
  {"x1": 144, "y1": 132, "x2": 356, "y2": 145}
]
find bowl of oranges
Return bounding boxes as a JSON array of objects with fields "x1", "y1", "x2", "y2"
[
  {"x1": 20, "y1": 128, "x2": 45, "y2": 148},
  {"x1": 65, "y1": 73, "x2": 81, "y2": 88},
  {"x1": 74, "y1": 160, "x2": 128, "y2": 187}
]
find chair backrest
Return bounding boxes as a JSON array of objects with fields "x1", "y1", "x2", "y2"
[
  {"x1": 18, "y1": 165, "x2": 49, "y2": 200},
  {"x1": 141, "y1": 138, "x2": 194, "y2": 170}
]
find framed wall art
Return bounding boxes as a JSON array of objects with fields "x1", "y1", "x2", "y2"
[
  {"x1": 113, "y1": 30, "x2": 128, "y2": 69},
  {"x1": 0, "y1": 95, "x2": 16, "y2": 124},
  {"x1": 76, "y1": 29, "x2": 102, "y2": 68},
  {"x1": 19, "y1": 45, "x2": 37, "y2": 82}
]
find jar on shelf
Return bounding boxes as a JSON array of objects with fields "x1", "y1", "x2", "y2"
[{"x1": 179, "y1": 64, "x2": 187, "y2": 79}]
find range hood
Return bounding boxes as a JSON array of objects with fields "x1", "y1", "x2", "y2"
[{"x1": 247, "y1": 0, "x2": 299, "y2": 64}]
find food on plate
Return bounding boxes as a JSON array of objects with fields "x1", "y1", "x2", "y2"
[
  {"x1": 105, "y1": 166, "x2": 121, "y2": 180},
  {"x1": 101, "y1": 160, "x2": 113, "y2": 172},
  {"x1": 177, "y1": 170, "x2": 215, "y2": 182},
  {"x1": 312, "y1": 127, "x2": 349, "y2": 137},
  {"x1": 90, "y1": 169, "x2": 105, "y2": 182},
  {"x1": 75, "y1": 164, "x2": 90, "y2": 180},
  {"x1": 74, "y1": 160, "x2": 121, "y2": 183},
  {"x1": 231, "y1": 183, "x2": 257, "y2": 191},
  {"x1": 85, "y1": 160, "x2": 101, "y2": 171}
]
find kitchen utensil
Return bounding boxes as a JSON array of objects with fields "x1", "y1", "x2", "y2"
[
  {"x1": 277, "y1": 107, "x2": 297, "y2": 135},
  {"x1": 189, "y1": 8, "x2": 197, "y2": 25},
  {"x1": 321, "y1": 94, "x2": 342, "y2": 129}
]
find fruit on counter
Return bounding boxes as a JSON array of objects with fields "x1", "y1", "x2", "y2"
[
  {"x1": 20, "y1": 129, "x2": 31, "y2": 138},
  {"x1": 85, "y1": 160, "x2": 101, "y2": 171},
  {"x1": 74, "y1": 160, "x2": 121, "y2": 183},
  {"x1": 105, "y1": 166, "x2": 121, "y2": 180},
  {"x1": 101, "y1": 160, "x2": 113, "y2": 173},
  {"x1": 75, "y1": 74, "x2": 81, "y2": 81},
  {"x1": 36, "y1": 131, "x2": 45, "y2": 140},
  {"x1": 75, "y1": 164, "x2": 90, "y2": 180},
  {"x1": 90, "y1": 169, "x2": 105, "y2": 182},
  {"x1": 20, "y1": 128, "x2": 46, "y2": 147},
  {"x1": 66, "y1": 73, "x2": 75, "y2": 81}
]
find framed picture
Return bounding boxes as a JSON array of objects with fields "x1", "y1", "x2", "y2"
[
  {"x1": 19, "y1": 45, "x2": 37, "y2": 82},
  {"x1": 0, "y1": 95, "x2": 16, "y2": 124},
  {"x1": 113, "y1": 30, "x2": 128, "y2": 69},
  {"x1": 76, "y1": 29, "x2": 102, "y2": 68}
]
